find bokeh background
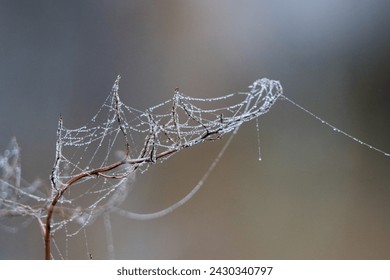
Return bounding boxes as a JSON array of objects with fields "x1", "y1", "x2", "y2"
[{"x1": 0, "y1": 0, "x2": 389, "y2": 259}]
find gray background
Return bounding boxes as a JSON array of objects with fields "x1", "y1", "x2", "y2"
[{"x1": 0, "y1": 0, "x2": 389, "y2": 259}]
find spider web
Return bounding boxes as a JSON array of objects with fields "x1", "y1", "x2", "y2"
[{"x1": 2, "y1": 76, "x2": 387, "y2": 259}]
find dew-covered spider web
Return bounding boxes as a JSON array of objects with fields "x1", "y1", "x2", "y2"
[{"x1": 0, "y1": 76, "x2": 388, "y2": 259}]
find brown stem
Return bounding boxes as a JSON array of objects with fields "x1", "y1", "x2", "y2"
[{"x1": 44, "y1": 192, "x2": 60, "y2": 260}]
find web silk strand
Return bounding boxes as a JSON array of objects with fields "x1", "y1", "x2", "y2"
[{"x1": 281, "y1": 95, "x2": 390, "y2": 157}]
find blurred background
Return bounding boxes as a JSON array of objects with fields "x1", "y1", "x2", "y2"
[{"x1": 0, "y1": 0, "x2": 389, "y2": 259}]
